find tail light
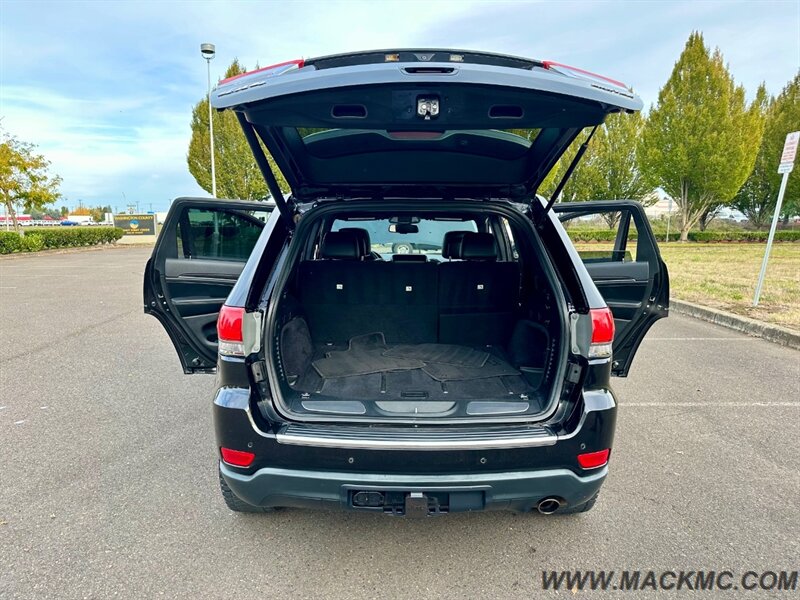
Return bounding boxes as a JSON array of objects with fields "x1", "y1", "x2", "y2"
[
  {"x1": 588, "y1": 307, "x2": 615, "y2": 359},
  {"x1": 217, "y1": 305, "x2": 245, "y2": 357},
  {"x1": 577, "y1": 448, "x2": 610, "y2": 469},
  {"x1": 220, "y1": 447, "x2": 255, "y2": 467}
]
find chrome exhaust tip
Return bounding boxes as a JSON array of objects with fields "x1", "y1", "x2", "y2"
[{"x1": 537, "y1": 497, "x2": 562, "y2": 514}]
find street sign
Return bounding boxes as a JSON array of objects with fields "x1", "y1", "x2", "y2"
[
  {"x1": 754, "y1": 130, "x2": 798, "y2": 306},
  {"x1": 778, "y1": 130, "x2": 798, "y2": 174},
  {"x1": 113, "y1": 213, "x2": 157, "y2": 236}
]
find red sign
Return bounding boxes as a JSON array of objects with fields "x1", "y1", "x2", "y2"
[{"x1": 780, "y1": 131, "x2": 798, "y2": 164}]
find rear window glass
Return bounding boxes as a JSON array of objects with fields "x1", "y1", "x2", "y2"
[
  {"x1": 331, "y1": 218, "x2": 478, "y2": 259},
  {"x1": 297, "y1": 128, "x2": 534, "y2": 148}
]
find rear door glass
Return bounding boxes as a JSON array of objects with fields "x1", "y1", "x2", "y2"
[
  {"x1": 560, "y1": 209, "x2": 638, "y2": 263},
  {"x1": 177, "y1": 207, "x2": 270, "y2": 261}
]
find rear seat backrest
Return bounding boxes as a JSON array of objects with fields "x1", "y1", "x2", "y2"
[
  {"x1": 437, "y1": 232, "x2": 519, "y2": 345},
  {"x1": 299, "y1": 230, "x2": 518, "y2": 346},
  {"x1": 299, "y1": 237, "x2": 438, "y2": 343}
]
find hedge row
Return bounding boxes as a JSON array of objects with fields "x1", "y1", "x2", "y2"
[
  {"x1": 0, "y1": 227, "x2": 124, "y2": 254},
  {"x1": 567, "y1": 229, "x2": 800, "y2": 243}
]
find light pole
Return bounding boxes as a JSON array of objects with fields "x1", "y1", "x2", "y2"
[{"x1": 201, "y1": 43, "x2": 217, "y2": 197}]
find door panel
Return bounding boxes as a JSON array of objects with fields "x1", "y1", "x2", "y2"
[
  {"x1": 585, "y1": 261, "x2": 649, "y2": 340},
  {"x1": 143, "y1": 198, "x2": 273, "y2": 373},
  {"x1": 554, "y1": 201, "x2": 669, "y2": 376},
  {"x1": 164, "y1": 257, "x2": 244, "y2": 279}
]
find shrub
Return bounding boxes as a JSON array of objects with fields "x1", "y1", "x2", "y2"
[
  {"x1": 774, "y1": 230, "x2": 800, "y2": 242},
  {"x1": 0, "y1": 231, "x2": 21, "y2": 254},
  {"x1": 19, "y1": 233, "x2": 44, "y2": 252},
  {"x1": 566, "y1": 229, "x2": 619, "y2": 242},
  {"x1": 0, "y1": 227, "x2": 124, "y2": 254},
  {"x1": 24, "y1": 226, "x2": 124, "y2": 249}
]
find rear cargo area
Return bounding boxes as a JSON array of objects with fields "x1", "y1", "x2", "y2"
[
  {"x1": 271, "y1": 224, "x2": 562, "y2": 420},
  {"x1": 289, "y1": 331, "x2": 547, "y2": 409}
]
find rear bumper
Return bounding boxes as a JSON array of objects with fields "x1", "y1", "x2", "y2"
[
  {"x1": 214, "y1": 387, "x2": 616, "y2": 513},
  {"x1": 219, "y1": 461, "x2": 607, "y2": 513}
]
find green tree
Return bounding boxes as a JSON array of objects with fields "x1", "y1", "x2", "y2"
[
  {"x1": 507, "y1": 128, "x2": 578, "y2": 199},
  {"x1": 733, "y1": 72, "x2": 800, "y2": 228},
  {"x1": 540, "y1": 143, "x2": 580, "y2": 200},
  {"x1": 187, "y1": 59, "x2": 289, "y2": 200},
  {"x1": 638, "y1": 32, "x2": 767, "y2": 241},
  {"x1": 561, "y1": 111, "x2": 653, "y2": 227},
  {"x1": 88, "y1": 204, "x2": 112, "y2": 223},
  {"x1": 0, "y1": 132, "x2": 61, "y2": 231}
]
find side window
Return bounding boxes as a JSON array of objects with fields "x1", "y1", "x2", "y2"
[
  {"x1": 179, "y1": 207, "x2": 270, "y2": 261},
  {"x1": 560, "y1": 209, "x2": 638, "y2": 263}
]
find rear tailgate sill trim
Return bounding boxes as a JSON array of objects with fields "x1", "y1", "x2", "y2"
[{"x1": 276, "y1": 425, "x2": 556, "y2": 450}]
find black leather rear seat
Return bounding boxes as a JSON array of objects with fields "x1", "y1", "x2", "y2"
[
  {"x1": 299, "y1": 229, "x2": 519, "y2": 346},
  {"x1": 438, "y1": 232, "x2": 520, "y2": 345}
]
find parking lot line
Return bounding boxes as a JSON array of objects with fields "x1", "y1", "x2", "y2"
[
  {"x1": 646, "y1": 337, "x2": 760, "y2": 341},
  {"x1": 622, "y1": 402, "x2": 799, "y2": 407}
]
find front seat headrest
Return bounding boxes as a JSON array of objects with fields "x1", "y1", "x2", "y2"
[
  {"x1": 320, "y1": 230, "x2": 365, "y2": 260},
  {"x1": 457, "y1": 232, "x2": 497, "y2": 261},
  {"x1": 338, "y1": 227, "x2": 371, "y2": 257},
  {"x1": 442, "y1": 231, "x2": 468, "y2": 259}
]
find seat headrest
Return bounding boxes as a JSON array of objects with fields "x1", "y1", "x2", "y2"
[
  {"x1": 442, "y1": 231, "x2": 468, "y2": 259},
  {"x1": 458, "y1": 232, "x2": 497, "y2": 261},
  {"x1": 338, "y1": 227, "x2": 371, "y2": 256},
  {"x1": 320, "y1": 230, "x2": 365, "y2": 260}
]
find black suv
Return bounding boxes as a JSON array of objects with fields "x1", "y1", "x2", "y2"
[{"x1": 144, "y1": 50, "x2": 668, "y2": 516}]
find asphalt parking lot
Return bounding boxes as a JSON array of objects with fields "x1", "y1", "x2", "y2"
[{"x1": 1, "y1": 246, "x2": 798, "y2": 599}]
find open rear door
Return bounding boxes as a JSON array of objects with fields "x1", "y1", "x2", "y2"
[
  {"x1": 554, "y1": 201, "x2": 669, "y2": 376},
  {"x1": 143, "y1": 198, "x2": 274, "y2": 373}
]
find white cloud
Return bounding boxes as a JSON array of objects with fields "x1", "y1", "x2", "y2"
[
  {"x1": 0, "y1": 85, "x2": 203, "y2": 206},
  {"x1": 1, "y1": 0, "x2": 798, "y2": 211}
]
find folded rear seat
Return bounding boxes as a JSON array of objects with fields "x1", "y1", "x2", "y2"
[
  {"x1": 299, "y1": 230, "x2": 438, "y2": 344},
  {"x1": 437, "y1": 232, "x2": 520, "y2": 345}
]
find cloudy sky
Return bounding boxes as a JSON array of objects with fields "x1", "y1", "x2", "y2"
[{"x1": 1, "y1": 0, "x2": 798, "y2": 212}]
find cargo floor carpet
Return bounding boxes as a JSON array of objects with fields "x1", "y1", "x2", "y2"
[
  {"x1": 421, "y1": 355, "x2": 521, "y2": 381},
  {"x1": 312, "y1": 332, "x2": 424, "y2": 378},
  {"x1": 382, "y1": 343, "x2": 489, "y2": 367},
  {"x1": 308, "y1": 332, "x2": 522, "y2": 383}
]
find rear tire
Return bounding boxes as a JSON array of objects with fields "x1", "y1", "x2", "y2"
[
  {"x1": 218, "y1": 467, "x2": 277, "y2": 513},
  {"x1": 558, "y1": 492, "x2": 599, "y2": 515}
]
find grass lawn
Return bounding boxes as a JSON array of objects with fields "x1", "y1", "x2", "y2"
[{"x1": 576, "y1": 242, "x2": 800, "y2": 331}]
